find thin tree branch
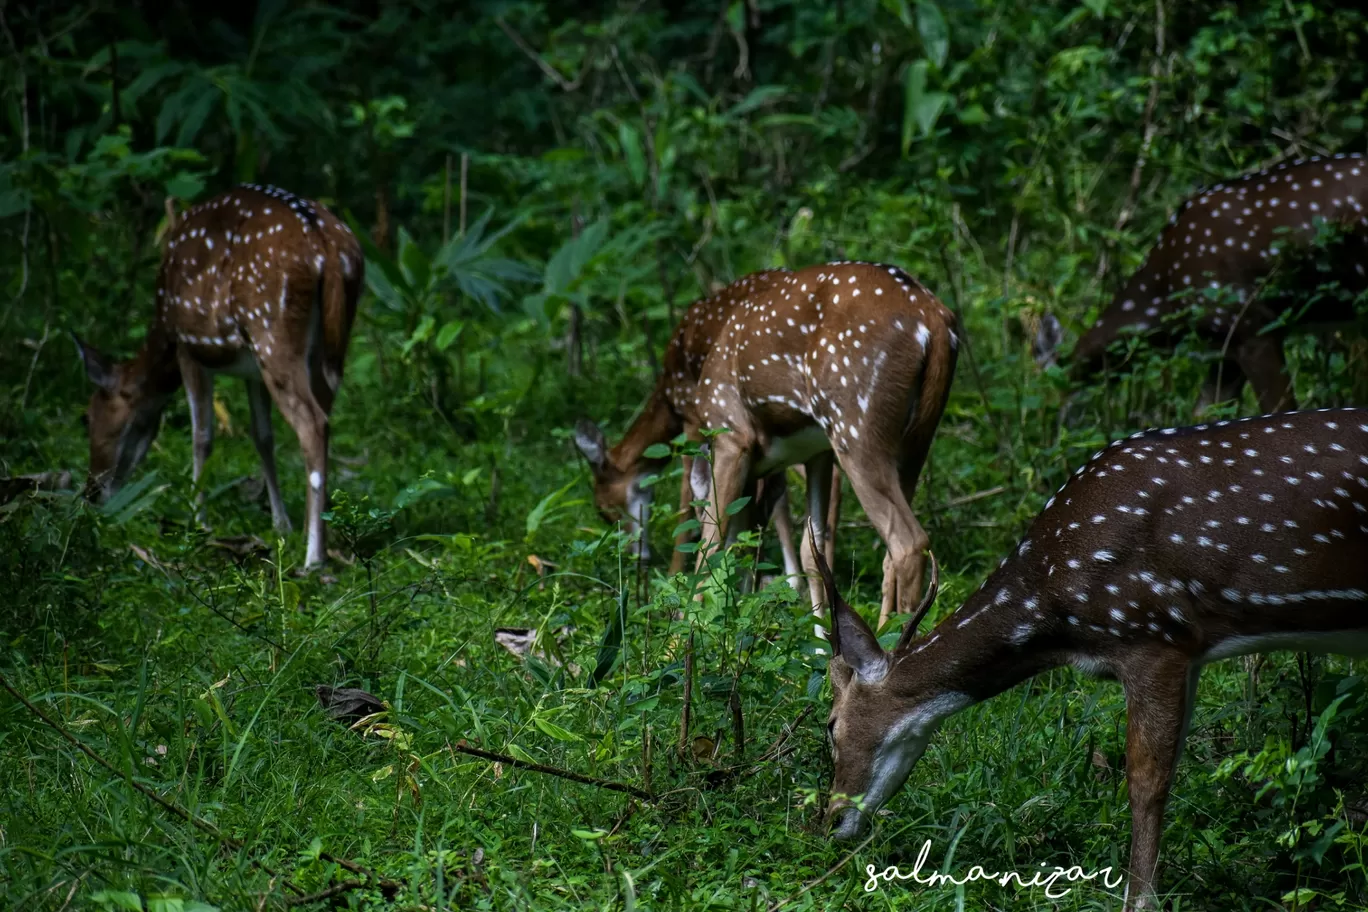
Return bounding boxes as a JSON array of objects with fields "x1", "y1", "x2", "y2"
[
  {"x1": 1113, "y1": 0, "x2": 1165, "y2": 236},
  {"x1": 495, "y1": 17, "x2": 590, "y2": 91}
]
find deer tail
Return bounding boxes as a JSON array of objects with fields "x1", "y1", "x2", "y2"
[{"x1": 319, "y1": 228, "x2": 363, "y2": 397}]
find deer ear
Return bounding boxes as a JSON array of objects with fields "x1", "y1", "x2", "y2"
[
  {"x1": 809, "y1": 523, "x2": 889, "y2": 683},
  {"x1": 1033, "y1": 313, "x2": 1065, "y2": 366},
  {"x1": 689, "y1": 443, "x2": 712, "y2": 502},
  {"x1": 72, "y1": 333, "x2": 117, "y2": 393},
  {"x1": 574, "y1": 420, "x2": 609, "y2": 473}
]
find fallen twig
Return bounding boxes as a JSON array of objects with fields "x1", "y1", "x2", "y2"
[
  {"x1": 452, "y1": 739, "x2": 652, "y2": 801},
  {"x1": 285, "y1": 879, "x2": 367, "y2": 907}
]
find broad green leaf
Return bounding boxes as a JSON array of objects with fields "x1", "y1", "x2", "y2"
[
  {"x1": 397, "y1": 227, "x2": 430, "y2": 290},
  {"x1": 91, "y1": 891, "x2": 144, "y2": 912},
  {"x1": 526, "y1": 478, "x2": 577, "y2": 537},
  {"x1": 902, "y1": 61, "x2": 950, "y2": 153},
  {"x1": 401, "y1": 314, "x2": 435, "y2": 356},
  {"x1": 544, "y1": 220, "x2": 609, "y2": 295},
  {"x1": 642, "y1": 443, "x2": 671, "y2": 459},
  {"x1": 916, "y1": 2, "x2": 950, "y2": 69},
  {"x1": 725, "y1": 85, "x2": 786, "y2": 119},
  {"x1": 100, "y1": 471, "x2": 165, "y2": 523},
  {"x1": 165, "y1": 172, "x2": 204, "y2": 201},
  {"x1": 507, "y1": 743, "x2": 538, "y2": 764},
  {"x1": 534, "y1": 716, "x2": 583, "y2": 742},
  {"x1": 434, "y1": 319, "x2": 464, "y2": 352},
  {"x1": 725, "y1": 495, "x2": 753, "y2": 516},
  {"x1": 572, "y1": 827, "x2": 608, "y2": 840},
  {"x1": 618, "y1": 121, "x2": 646, "y2": 187},
  {"x1": 881, "y1": 0, "x2": 913, "y2": 26}
]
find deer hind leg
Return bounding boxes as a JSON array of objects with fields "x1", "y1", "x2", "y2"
[
  {"x1": 245, "y1": 378, "x2": 292, "y2": 534},
  {"x1": 834, "y1": 448, "x2": 929, "y2": 630},
  {"x1": 265, "y1": 365, "x2": 331, "y2": 569},
  {"x1": 1235, "y1": 334, "x2": 1296, "y2": 413},
  {"x1": 1120, "y1": 650, "x2": 1195, "y2": 911},
  {"x1": 180, "y1": 356, "x2": 215, "y2": 529}
]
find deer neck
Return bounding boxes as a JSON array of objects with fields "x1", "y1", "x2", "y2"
[
  {"x1": 129, "y1": 324, "x2": 185, "y2": 401},
  {"x1": 610, "y1": 386, "x2": 683, "y2": 472},
  {"x1": 891, "y1": 573, "x2": 1068, "y2": 711}
]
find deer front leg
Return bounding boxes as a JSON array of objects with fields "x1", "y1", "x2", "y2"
[
  {"x1": 245, "y1": 378, "x2": 292, "y2": 534},
  {"x1": 1121, "y1": 650, "x2": 1195, "y2": 911},
  {"x1": 267, "y1": 366, "x2": 331, "y2": 569},
  {"x1": 693, "y1": 438, "x2": 751, "y2": 573},
  {"x1": 1234, "y1": 334, "x2": 1295, "y2": 413},
  {"x1": 825, "y1": 463, "x2": 842, "y2": 567},
  {"x1": 668, "y1": 453, "x2": 696, "y2": 575},
  {"x1": 180, "y1": 357, "x2": 215, "y2": 529},
  {"x1": 769, "y1": 482, "x2": 802, "y2": 592},
  {"x1": 799, "y1": 452, "x2": 836, "y2": 617}
]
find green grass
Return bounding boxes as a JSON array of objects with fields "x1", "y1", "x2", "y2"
[{"x1": 4, "y1": 308, "x2": 1368, "y2": 912}]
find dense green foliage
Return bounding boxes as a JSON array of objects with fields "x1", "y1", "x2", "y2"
[{"x1": 4, "y1": 1, "x2": 1368, "y2": 909}]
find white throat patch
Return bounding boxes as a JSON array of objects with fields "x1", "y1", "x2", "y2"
[{"x1": 860, "y1": 692, "x2": 973, "y2": 814}]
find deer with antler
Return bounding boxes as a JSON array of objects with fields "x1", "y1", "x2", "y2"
[
  {"x1": 1037, "y1": 153, "x2": 1368, "y2": 413},
  {"x1": 577, "y1": 261, "x2": 958, "y2": 627},
  {"x1": 72, "y1": 184, "x2": 363, "y2": 568},
  {"x1": 816, "y1": 408, "x2": 1368, "y2": 910}
]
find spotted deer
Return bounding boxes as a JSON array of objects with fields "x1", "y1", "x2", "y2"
[
  {"x1": 816, "y1": 408, "x2": 1368, "y2": 909},
  {"x1": 576, "y1": 270, "x2": 804, "y2": 580},
  {"x1": 577, "y1": 262, "x2": 958, "y2": 627},
  {"x1": 72, "y1": 184, "x2": 363, "y2": 568},
  {"x1": 1040, "y1": 153, "x2": 1368, "y2": 412}
]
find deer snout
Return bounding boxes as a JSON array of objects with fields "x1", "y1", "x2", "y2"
[{"x1": 825, "y1": 799, "x2": 869, "y2": 841}]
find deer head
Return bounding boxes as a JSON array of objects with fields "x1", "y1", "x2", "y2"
[
  {"x1": 810, "y1": 532, "x2": 951, "y2": 839},
  {"x1": 72, "y1": 333, "x2": 170, "y2": 501},
  {"x1": 574, "y1": 419, "x2": 656, "y2": 558}
]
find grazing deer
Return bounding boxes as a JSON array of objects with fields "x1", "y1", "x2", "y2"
[
  {"x1": 72, "y1": 184, "x2": 363, "y2": 568},
  {"x1": 816, "y1": 408, "x2": 1368, "y2": 910},
  {"x1": 576, "y1": 269, "x2": 806, "y2": 582},
  {"x1": 1038, "y1": 154, "x2": 1368, "y2": 412},
  {"x1": 577, "y1": 262, "x2": 958, "y2": 626}
]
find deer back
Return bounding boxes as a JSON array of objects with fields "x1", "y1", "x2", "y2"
[
  {"x1": 951, "y1": 410, "x2": 1368, "y2": 667},
  {"x1": 157, "y1": 184, "x2": 361, "y2": 374},
  {"x1": 690, "y1": 261, "x2": 958, "y2": 456},
  {"x1": 1073, "y1": 154, "x2": 1368, "y2": 373}
]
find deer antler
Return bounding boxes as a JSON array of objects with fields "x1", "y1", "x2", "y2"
[{"x1": 896, "y1": 551, "x2": 938, "y2": 651}]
